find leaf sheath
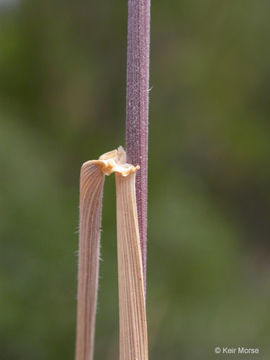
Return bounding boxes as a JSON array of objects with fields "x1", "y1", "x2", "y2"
[{"x1": 116, "y1": 171, "x2": 148, "y2": 360}]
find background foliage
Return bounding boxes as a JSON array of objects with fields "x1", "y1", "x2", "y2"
[{"x1": 1, "y1": 0, "x2": 270, "y2": 359}]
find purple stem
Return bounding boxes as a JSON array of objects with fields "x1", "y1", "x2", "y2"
[{"x1": 125, "y1": 0, "x2": 150, "y2": 289}]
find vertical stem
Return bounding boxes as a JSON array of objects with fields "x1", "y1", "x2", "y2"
[{"x1": 126, "y1": 0, "x2": 151, "y2": 288}]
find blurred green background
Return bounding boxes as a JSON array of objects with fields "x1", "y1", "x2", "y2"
[{"x1": 1, "y1": 0, "x2": 270, "y2": 359}]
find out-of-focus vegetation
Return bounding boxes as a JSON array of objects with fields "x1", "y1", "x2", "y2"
[{"x1": 1, "y1": 0, "x2": 270, "y2": 359}]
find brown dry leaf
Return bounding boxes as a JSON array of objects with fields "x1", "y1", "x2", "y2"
[{"x1": 75, "y1": 147, "x2": 148, "y2": 360}]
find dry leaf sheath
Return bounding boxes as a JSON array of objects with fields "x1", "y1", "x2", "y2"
[
  {"x1": 116, "y1": 170, "x2": 148, "y2": 360},
  {"x1": 76, "y1": 147, "x2": 148, "y2": 360}
]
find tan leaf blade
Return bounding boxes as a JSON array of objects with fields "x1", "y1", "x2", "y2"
[
  {"x1": 76, "y1": 162, "x2": 105, "y2": 360},
  {"x1": 75, "y1": 147, "x2": 148, "y2": 360}
]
